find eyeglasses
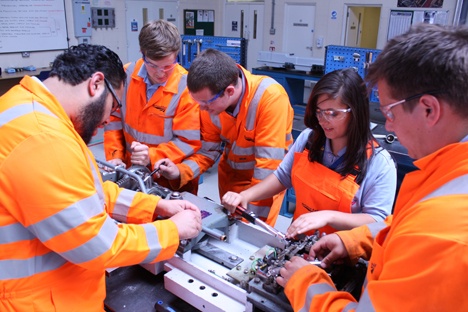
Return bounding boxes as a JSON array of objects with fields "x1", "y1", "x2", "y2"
[
  {"x1": 380, "y1": 91, "x2": 444, "y2": 122},
  {"x1": 192, "y1": 88, "x2": 225, "y2": 106},
  {"x1": 104, "y1": 78, "x2": 122, "y2": 113},
  {"x1": 315, "y1": 108, "x2": 351, "y2": 122},
  {"x1": 142, "y1": 54, "x2": 177, "y2": 73}
]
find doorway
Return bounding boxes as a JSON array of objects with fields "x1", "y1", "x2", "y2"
[
  {"x1": 283, "y1": 3, "x2": 316, "y2": 58},
  {"x1": 344, "y1": 6, "x2": 381, "y2": 49},
  {"x1": 223, "y1": 2, "x2": 264, "y2": 71}
]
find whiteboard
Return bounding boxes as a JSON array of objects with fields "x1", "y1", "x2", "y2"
[{"x1": 0, "y1": 0, "x2": 69, "y2": 54}]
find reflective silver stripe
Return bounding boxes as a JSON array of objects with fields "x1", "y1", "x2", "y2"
[
  {"x1": 355, "y1": 288, "x2": 375, "y2": 311},
  {"x1": 112, "y1": 188, "x2": 135, "y2": 223},
  {"x1": 245, "y1": 78, "x2": 276, "y2": 131},
  {"x1": 203, "y1": 140, "x2": 221, "y2": 150},
  {"x1": 165, "y1": 74, "x2": 187, "y2": 116},
  {"x1": 366, "y1": 221, "x2": 387, "y2": 238},
  {"x1": 210, "y1": 114, "x2": 221, "y2": 128},
  {"x1": 0, "y1": 102, "x2": 55, "y2": 127},
  {"x1": 60, "y1": 216, "x2": 119, "y2": 264},
  {"x1": 170, "y1": 135, "x2": 198, "y2": 155},
  {"x1": 231, "y1": 143, "x2": 254, "y2": 155},
  {"x1": 421, "y1": 174, "x2": 468, "y2": 201},
  {"x1": 104, "y1": 120, "x2": 123, "y2": 131},
  {"x1": 28, "y1": 194, "x2": 104, "y2": 242},
  {"x1": 0, "y1": 251, "x2": 67, "y2": 279},
  {"x1": 0, "y1": 222, "x2": 35, "y2": 244},
  {"x1": 256, "y1": 146, "x2": 286, "y2": 160},
  {"x1": 344, "y1": 302, "x2": 358, "y2": 312},
  {"x1": 247, "y1": 203, "x2": 270, "y2": 219},
  {"x1": 298, "y1": 282, "x2": 336, "y2": 312},
  {"x1": 253, "y1": 167, "x2": 274, "y2": 180},
  {"x1": 198, "y1": 140, "x2": 222, "y2": 161},
  {"x1": 181, "y1": 159, "x2": 201, "y2": 177},
  {"x1": 173, "y1": 128, "x2": 200, "y2": 141},
  {"x1": 142, "y1": 223, "x2": 163, "y2": 262},
  {"x1": 226, "y1": 158, "x2": 255, "y2": 170},
  {"x1": 124, "y1": 122, "x2": 172, "y2": 145}
]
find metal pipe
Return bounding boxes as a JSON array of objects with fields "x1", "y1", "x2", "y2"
[
  {"x1": 95, "y1": 159, "x2": 148, "y2": 193},
  {"x1": 202, "y1": 226, "x2": 227, "y2": 241}
]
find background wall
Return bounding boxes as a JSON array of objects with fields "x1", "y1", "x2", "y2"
[{"x1": 0, "y1": 0, "x2": 459, "y2": 70}]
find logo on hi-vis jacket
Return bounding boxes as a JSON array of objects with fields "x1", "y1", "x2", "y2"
[
  {"x1": 152, "y1": 105, "x2": 166, "y2": 112},
  {"x1": 370, "y1": 262, "x2": 377, "y2": 274},
  {"x1": 302, "y1": 203, "x2": 317, "y2": 212}
]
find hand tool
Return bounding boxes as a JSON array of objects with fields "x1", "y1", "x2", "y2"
[{"x1": 234, "y1": 205, "x2": 286, "y2": 240}]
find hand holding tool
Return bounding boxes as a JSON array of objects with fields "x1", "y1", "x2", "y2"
[
  {"x1": 149, "y1": 161, "x2": 167, "y2": 176},
  {"x1": 234, "y1": 206, "x2": 286, "y2": 240}
]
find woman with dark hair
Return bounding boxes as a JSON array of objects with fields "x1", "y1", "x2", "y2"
[{"x1": 222, "y1": 68, "x2": 397, "y2": 237}]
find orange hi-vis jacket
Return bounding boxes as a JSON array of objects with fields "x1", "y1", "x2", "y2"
[
  {"x1": 0, "y1": 76, "x2": 180, "y2": 311},
  {"x1": 284, "y1": 140, "x2": 468, "y2": 312},
  {"x1": 176, "y1": 66, "x2": 294, "y2": 225},
  {"x1": 291, "y1": 141, "x2": 378, "y2": 235},
  {"x1": 104, "y1": 60, "x2": 201, "y2": 190}
]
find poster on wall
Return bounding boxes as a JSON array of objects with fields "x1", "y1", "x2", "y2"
[{"x1": 397, "y1": 0, "x2": 443, "y2": 8}]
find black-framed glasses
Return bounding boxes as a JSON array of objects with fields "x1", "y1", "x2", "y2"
[
  {"x1": 380, "y1": 90, "x2": 445, "y2": 122},
  {"x1": 191, "y1": 88, "x2": 225, "y2": 106},
  {"x1": 104, "y1": 78, "x2": 122, "y2": 113},
  {"x1": 315, "y1": 108, "x2": 351, "y2": 122},
  {"x1": 142, "y1": 54, "x2": 177, "y2": 73}
]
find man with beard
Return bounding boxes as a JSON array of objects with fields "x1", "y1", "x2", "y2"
[{"x1": 0, "y1": 44, "x2": 202, "y2": 311}]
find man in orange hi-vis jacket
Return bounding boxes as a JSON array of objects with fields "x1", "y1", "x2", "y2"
[
  {"x1": 153, "y1": 49, "x2": 294, "y2": 226},
  {"x1": 0, "y1": 44, "x2": 202, "y2": 311},
  {"x1": 104, "y1": 20, "x2": 201, "y2": 194},
  {"x1": 276, "y1": 24, "x2": 468, "y2": 312}
]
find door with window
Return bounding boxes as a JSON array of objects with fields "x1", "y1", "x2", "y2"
[
  {"x1": 223, "y1": 3, "x2": 264, "y2": 71},
  {"x1": 125, "y1": 0, "x2": 178, "y2": 63}
]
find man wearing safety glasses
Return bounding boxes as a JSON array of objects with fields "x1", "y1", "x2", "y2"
[
  {"x1": 154, "y1": 49, "x2": 294, "y2": 226},
  {"x1": 104, "y1": 19, "x2": 201, "y2": 194}
]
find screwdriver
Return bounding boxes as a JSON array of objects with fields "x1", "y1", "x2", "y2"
[
  {"x1": 149, "y1": 160, "x2": 167, "y2": 176},
  {"x1": 234, "y1": 205, "x2": 286, "y2": 240}
]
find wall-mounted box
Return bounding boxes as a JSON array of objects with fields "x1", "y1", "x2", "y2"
[
  {"x1": 91, "y1": 7, "x2": 116, "y2": 28},
  {"x1": 73, "y1": 0, "x2": 92, "y2": 37}
]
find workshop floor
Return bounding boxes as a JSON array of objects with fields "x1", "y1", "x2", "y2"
[{"x1": 88, "y1": 129, "x2": 292, "y2": 233}]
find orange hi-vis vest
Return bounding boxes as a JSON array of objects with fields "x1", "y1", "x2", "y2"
[
  {"x1": 176, "y1": 66, "x2": 294, "y2": 225},
  {"x1": 104, "y1": 60, "x2": 201, "y2": 191},
  {"x1": 291, "y1": 141, "x2": 377, "y2": 234},
  {"x1": 0, "y1": 76, "x2": 180, "y2": 311},
  {"x1": 284, "y1": 141, "x2": 468, "y2": 312}
]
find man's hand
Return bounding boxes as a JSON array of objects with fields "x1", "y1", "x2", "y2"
[
  {"x1": 276, "y1": 256, "x2": 311, "y2": 287},
  {"x1": 309, "y1": 234, "x2": 349, "y2": 269},
  {"x1": 106, "y1": 158, "x2": 126, "y2": 168},
  {"x1": 130, "y1": 141, "x2": 150, "y2": 166},
  {"x1": 153, "y1": 158, "x2": 181, "y2": 180},
  {"x1": 169, "y1": 202, "x2": 202, "y2": 240},
  {"x1": 155, "y1": 199, "x2": 190, "y2": 218},
  {"x1": 221, "y1": 191, "x2": 249, "y2": 214}
]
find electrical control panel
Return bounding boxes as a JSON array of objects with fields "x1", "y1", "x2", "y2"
[{"x1": 73, "y1": 0, "x2": 92, "y2": 37}]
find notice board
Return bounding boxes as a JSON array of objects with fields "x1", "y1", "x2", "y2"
[
  {"x1": 183, "y1": 9, "x2": 214, "y2": 36},
  {"x1": 0, "y1": 0, "x2": 69, "y2": 54}
]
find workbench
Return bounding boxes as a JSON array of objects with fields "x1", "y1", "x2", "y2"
[
  {"x1": 105, "y1": 265, "x2": 199, "y2": 312},
  {"x1": 252, "y1": 66, "x2": 322, "y2": 108}
]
